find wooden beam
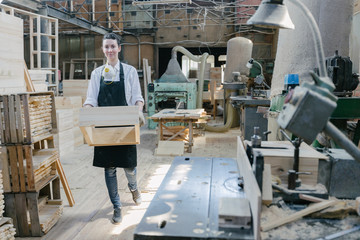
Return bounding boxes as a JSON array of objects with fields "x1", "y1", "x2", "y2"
[
  {"x1": 261, "y1": 200, "x2": 337, "y2": 232},
  {"x1": 262, "y1": 164, "x2": 272, "y2": 206},
  {"x1": 299, "y1": 194, "x2": 327, "y2": 203},
  {"x1": 56, "y1": 158, "x2": 75, "y2": 207},
  {"x1": 236, "y1": 137, "x2": 261, "y2": 240}
]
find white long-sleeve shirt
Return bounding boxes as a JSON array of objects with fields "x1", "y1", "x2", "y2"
[{"x1": 84, "y1": 61, "x2": 144, "y2": 107}]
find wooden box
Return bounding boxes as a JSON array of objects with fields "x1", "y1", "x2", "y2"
[
  {"x1": 79, "y1": 106, "x2": 140, "y2": 146},
  {"x1": 0, "y1": 92, "x2": 57, "y2": 145}
]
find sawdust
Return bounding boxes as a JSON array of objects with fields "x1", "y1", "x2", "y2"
[{"x1": 261, "y1": 204, "x2": 360, "y2": 240}]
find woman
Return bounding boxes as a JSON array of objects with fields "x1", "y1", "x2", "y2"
[{"x1": 83, "y1": 32, "x2": 145, "y2": 224}]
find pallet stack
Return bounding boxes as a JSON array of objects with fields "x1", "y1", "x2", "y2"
[{"x1": 0, "y1": 92, "x2": 64, "y2": 237}]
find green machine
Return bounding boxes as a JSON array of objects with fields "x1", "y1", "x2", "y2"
[
  {"x1": 147, "y1": 46, "x2": 208, "y2": 129},
  {"x1": 147, "y1": 82, "x2": 197, "y2": 129}
]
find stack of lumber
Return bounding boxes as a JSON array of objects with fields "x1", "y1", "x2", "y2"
[
  {"x1": 28, "y1": 70, "x2": 52, "y2": 92},
  {"x1": 29, "y1": 94, "x2": 55, "y2": 142},
  {"x1": 0, "y1": 172, "x2": 16, "y2": 239},
  {"x1": 38, "y1": 204, "x2": 63, "y2": 234},
  {"x1": 0, "y1": 218, "x2": 16, "y2": 240},
  {"x1": 54, "y1": 96, "x2": 84, "y2": 157},
  {"x1": 0, "y1": 12, "x2": 26, "y2": 94},
  {"x1": 32, "y1": 149, "x2": 58, "y2": 184},
  {"x1": 55, "y1": 109, "x2": 75, "y2": 156},
  {"x1": 62, "y1": 80, "x2": 89, "y2": 103}
]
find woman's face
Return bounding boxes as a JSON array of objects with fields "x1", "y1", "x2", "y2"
[{"x1": 102, "y1": 39, "x2": 121, "y2": 62}]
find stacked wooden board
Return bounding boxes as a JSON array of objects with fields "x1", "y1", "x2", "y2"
[
  {"x1": 0, "y1": 217, "x2": 16, "y2": 240},
  {"x1": 27, "y1": 70, "x2": 52, "y2": 92},
  {"x1": 54, "y1": 96, "x2": 84, "y2": 157},
  {"x1": 0, "y1": 92, "x2": 57, "y2": 145},
  {"x1": 0, "y1": 92, "x2": 64, "y2": 237},
  {"x1": 29, "y1": 94, "x2": 56, "y2": 142},
  {"x1": 62, "y1": 80, "x2": 89, "y2": 103},
  {"x1": 33, "y1": 149, "x2": 58, "y2": 184},
  {"x1": 0, "y1": 172, "x2": 16, "y2": 239},
  {"x1": 0, "y1": 12, "x2": 26, "y2": 94}
]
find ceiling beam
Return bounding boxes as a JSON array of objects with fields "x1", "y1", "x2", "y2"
[
  {"x1": 2, "y1": 0, "x2": 41, "y2": 12},
  {"x1": 45, "y1": 5, "x2": 110, "y2": 35}
]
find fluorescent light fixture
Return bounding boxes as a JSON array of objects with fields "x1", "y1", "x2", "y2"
[{"x1": 133, "y1": 0, "x2": 191, "y2": 6}]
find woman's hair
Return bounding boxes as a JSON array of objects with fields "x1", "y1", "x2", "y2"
[{"x1": 103, "y1": 33, "x2": 121, "y2": 46}]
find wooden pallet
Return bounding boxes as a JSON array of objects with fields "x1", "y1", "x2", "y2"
[{"x1": 0, "y1": 92, "x2": 57, "y2": 145}]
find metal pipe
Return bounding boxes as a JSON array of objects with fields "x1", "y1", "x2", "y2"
[{"x1": 323, "y1": 122, "x2": 360, "y2": 162}]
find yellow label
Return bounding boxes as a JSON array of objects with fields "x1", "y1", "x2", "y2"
[{"x1": 105, "y1": 67, "x2": 110, "y2": 73}]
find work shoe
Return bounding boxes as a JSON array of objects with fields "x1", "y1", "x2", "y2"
[
  {"x1": 130, "y1": 188, "x2": 142, "y2": 205},
  {"x1": 112, "y1": 208, "x2": 122, "y2": 224}
]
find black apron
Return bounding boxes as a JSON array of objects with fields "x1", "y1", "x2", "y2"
[{"x1": 93, "y1": 62, "x2": 137, "y2": 168}]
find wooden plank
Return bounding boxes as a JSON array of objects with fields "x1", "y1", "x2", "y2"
[
  {"x1": 56, "y1": 158, "x2": 75, "y2": 207},
  {"x1": 142, "y1": 58, "x2": 148, "y2": 112},
  {"x1": 0, "y1": 97, "x2": 4, "y2": 143},
  {"x1": 80, "y1": 125, "x2": 139, "y2": 146},
  {"x1": 21, "y1": 94, "x2": 31, "y2": 143},
  {"x1": 299, "y1": 194, "x2": 327, "y2": 203},
  {"x1": 15, "y1": 94, "x2": 24, "y2": 142},
  {"x1": 155, "y1": 141, "x2": 184, "y2": 156},
  {"x1": 0, "y1": 146, "x2": 11, "y2": 192},
  {"x1": 24, "y1": 60, "x2": 36, "y2": 92},
  {"x1": 236, "y1": 137, "x2": 261, "y2": 240},
  {"x1": 79, "y1": 106, "x2": 139, "y2": 127},
  {"x1": 4, "y1": 194, "x2": 17, "y2": 236},
  {"x1": 262, "y1": 164, "x2": 272, "y2": 206},
  {"x1": 3, "y1": 96, "x2": 11, "y2": 143},
  {"x1": 52, "y1": 176, "x2": 61, "y2": 200},
  {"x1": 27, "y1": 192, "x2": 42, "y2": 236},
  {"x1": 15, "y1": 193, "x2": 30, "y2": 236},
  {"x1": 261, "y1": 200, "x2": 337, "y2": 232},
  {"x1": 8, "y1": 146, "x2": 20, "y2": 192},
  {"x1": 16, "y1": 146, "x2": 27, "y2": 192},
  {"x1": 24, "y1": 145, "x2": 35, "y2": 191}
]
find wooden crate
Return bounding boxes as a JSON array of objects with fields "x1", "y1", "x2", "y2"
[
  {"x1": 0, "y1": 137, "x2": 59, "y2": 194},
  {"x1": 4, "y1": 181, "x2": 62, "y2": 237},
  {"x1": 79, "y1": 106, "x2": 140, "y2": 146},
  {"x1": 0, "y1": 92, "x2": 57, "y2": 145}
]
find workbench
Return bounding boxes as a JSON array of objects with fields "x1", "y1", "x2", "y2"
[
  {"x1": 149, "y1": 109, "x2": 208, "y2": 153},
  {"x1": 230, "y1": 97, "x2": 270, "y2": 140},
  {"x1": 134, "y1": 156, "x2": 254, "y2": 240}
]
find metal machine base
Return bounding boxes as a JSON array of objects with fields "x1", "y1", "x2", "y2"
[{"x1": 134, "y1": 157, "x2": 254, "y2": 240}]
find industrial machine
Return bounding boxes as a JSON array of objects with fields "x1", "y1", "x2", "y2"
[
  {"x1": 147, "y1": 82, "x2": 197, "y2": 129},
  {"x1": 147, "y1": 46, "x2": 208, "y2": 129},
  {"x1": 324, "y1": 50, "x2": 359, "y2": 96}
]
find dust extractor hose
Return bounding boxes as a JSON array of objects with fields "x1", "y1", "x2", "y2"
[
  {"x1": 171, "y1": 46, "x2": 208, "y2": 108},
  {"x1": 204, "y1": 101, "x2": 234, "y2": 132}
]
